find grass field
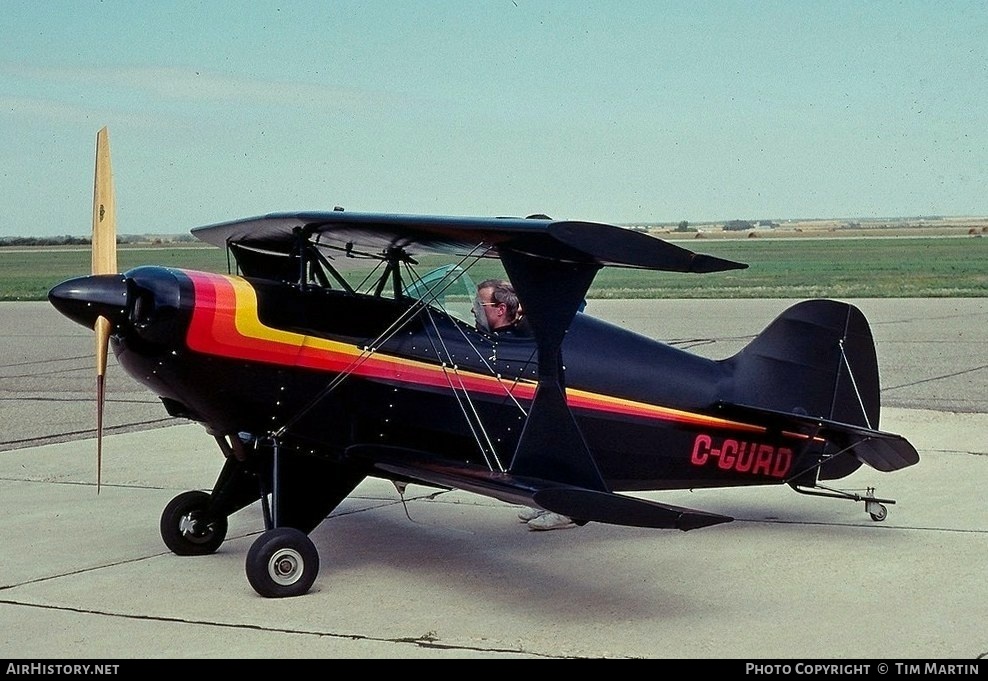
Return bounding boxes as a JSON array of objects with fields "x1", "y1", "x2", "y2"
[{"x1": 2, "y1": 234, "x2": 985, "y2": 301}]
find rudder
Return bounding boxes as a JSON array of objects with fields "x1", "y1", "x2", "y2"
[{"x1": 722, "y1": 299, "x2": 881, "y2": 430}]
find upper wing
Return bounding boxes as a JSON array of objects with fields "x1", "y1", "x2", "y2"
[{"x1": 191, "y1": 211, "x2": 748, "y2": 273}]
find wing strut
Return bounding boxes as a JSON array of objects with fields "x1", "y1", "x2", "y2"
[{"x1": 499, "y1": 250, "x2": 608, "y2": 492}]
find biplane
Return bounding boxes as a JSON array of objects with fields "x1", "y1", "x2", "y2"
[{"x1": 48, "y1": 128, "x2": 919, "y2": 598}]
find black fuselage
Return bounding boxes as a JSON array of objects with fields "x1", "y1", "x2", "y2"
[{"x1": 108, "y1": 266, "x2": 816, "y2": 493}]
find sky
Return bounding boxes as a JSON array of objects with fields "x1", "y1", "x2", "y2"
[{"x1": 2, "y1": 0, "x2": 986, "y2": 237}]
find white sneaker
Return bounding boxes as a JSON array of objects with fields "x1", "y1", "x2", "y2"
[
  {"x1": 527, "y1": 512, "x2": 576, "y2": 531},
  {"x1": 517, "y1": 507, "x2": 546, "y2": 523}
]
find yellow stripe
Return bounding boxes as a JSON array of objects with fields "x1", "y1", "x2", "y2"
[{"x1": 223, "y1": 275, "x2": 758, "y2": 432}]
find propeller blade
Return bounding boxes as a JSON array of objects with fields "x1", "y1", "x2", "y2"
[
  {"x1": 95, "y1": 316, "x2": 111, "y2": 493},
  {"x1": 91, "y1": 127, "x2": 118, "y2": 494},
  {"x1": 92, "y1": 126, "x2": 117, "y2": 276}
]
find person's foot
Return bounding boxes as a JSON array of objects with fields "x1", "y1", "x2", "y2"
[
  {"x1": 527, "y1": 512, "x2": 576, "y2": 531},
  {"x1": 517, "y1": 507, "x2": 546, "y2": 523}
]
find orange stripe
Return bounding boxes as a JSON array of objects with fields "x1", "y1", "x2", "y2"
[{"x1": 183, "y1": 271, "x2": 768, "y2": 435}]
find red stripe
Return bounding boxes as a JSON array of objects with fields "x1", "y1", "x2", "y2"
[{"x1": 181, "y1": 270, "x2": 756, "y2": 433}]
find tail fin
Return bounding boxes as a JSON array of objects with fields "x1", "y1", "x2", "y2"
[
  {"x1": 724, "y1": 299, "x2": 881, "y2": 430},
  {"x1": 720, "y1": 300, "x2": 918, "y2": 480}
]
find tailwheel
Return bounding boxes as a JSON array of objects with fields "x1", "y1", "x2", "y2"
[
  {"x1": 246, "y1": 527, "x2": 319, "y2": 598},
  {"x1": 160, "y1": 490, "x2": 228, "y2": 555},
  {"x1": 866, "y1": 500, "x2": 888, "y2": 522},
  {"x1": 792, "y1": 483, "x2": 895, "y2": 523}
]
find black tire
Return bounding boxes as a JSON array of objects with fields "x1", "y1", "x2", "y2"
[
  {"x1": 160, "y1": 490, "x2": 228, "y2": 556},
  {"x1": 245, "y1": 528, "x2": 319, "y2": 598},
  {"x1": 869, "y1": 504, "x2": 888, "y2": 522}
]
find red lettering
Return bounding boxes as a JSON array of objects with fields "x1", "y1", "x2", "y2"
[
  {"x1": 719, "y1": 439, "x2": 737, "y2": 469},
  {"x1": 691, "y1": 434, "x2": 796, "y2": 480},
  {"x1": 772, "y1": 448, "x2": 793, "y2": 478},
  {"x1": 752, "y1": 444, "x2": 775, "y2": 475},
  {"x1": 735, "y1": 441, "x2": 753, "y2": 472},
  {"x1": 691, "y1": 434, "x2": 711, "y2": 465}
]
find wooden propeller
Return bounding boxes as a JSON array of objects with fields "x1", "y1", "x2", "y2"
[{"x1": 92, "y1": 126, "x2": 117, "y2": 493}]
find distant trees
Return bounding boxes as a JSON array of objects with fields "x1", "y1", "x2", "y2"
[
  {"x1": 0, "y1": 236, "x2": 94, "y2": 247},
  {"x1": 0, "y1": 234, "x2": 190, "y2": 247}
]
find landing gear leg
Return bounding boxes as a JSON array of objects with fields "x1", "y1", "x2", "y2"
[{"x1": 246, "y1": 436, "x2": 320, "y2": 598}]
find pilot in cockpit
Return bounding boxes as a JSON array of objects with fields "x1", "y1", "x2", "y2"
[{"x1": 472, "y1": 279, "x2": 531, "y2": 337}]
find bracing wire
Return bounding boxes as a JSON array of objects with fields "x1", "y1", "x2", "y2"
[
  {"x1": 838, "y1": 338, "x2": 873, "y2": 430},
  {"x1": 419, "y1": 306, "x2": 504, "y2": 472},
  {"x1": 273, "y1": 244, "x2": 492, "y2": 438}
]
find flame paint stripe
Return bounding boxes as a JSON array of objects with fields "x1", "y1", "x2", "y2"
[
  {"x1": 184, "y1": 271, "x2": 766, "y2": 435},
  {"x1": 186, "y1": 271, "x2": 529, "y2": 394},
  {"x1": 188, "y1": 272, "x2": 303, "y2": 365},
  {"x1": 567, "y1": 389, "x2": 765, "y2": 433}
]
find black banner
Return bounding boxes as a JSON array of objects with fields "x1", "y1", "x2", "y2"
[{"x1": 1, "y1": 660, "x2": 985, "y2": 673}]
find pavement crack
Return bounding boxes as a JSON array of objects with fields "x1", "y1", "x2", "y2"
[
  {"x1": 736, "y1": 518, "x2": 987, "y2": 534},
  {"x1": 883, "y1": 363, "x2": 988, "y2": 392},
  {"x1": 0, "y1": 554, "x2": 167, "y2": 592},
  {"x1": 0, "y1": 598, "x2": 588, "y2": 658}
]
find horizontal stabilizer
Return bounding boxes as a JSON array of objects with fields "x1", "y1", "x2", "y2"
[
  {"x1": 347, "y1": 445, "x2": 732, "y2": 531},
  {"x1": 715, "y1": 403, "x2": 920, "y2": 473},
  {"x1": 842, "y1": 432, "x2": 920, "y2": 473}
]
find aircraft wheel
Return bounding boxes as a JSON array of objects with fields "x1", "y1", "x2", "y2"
[
  {"x1": 160, "y1": 490, "x2": 228, "y2": 556},
  {"x1": 246, "y1": 528, "x2": 319, "y2": 598},
  {"x1": 868, "y1": 503, "x2": 888, "y2": 522}
]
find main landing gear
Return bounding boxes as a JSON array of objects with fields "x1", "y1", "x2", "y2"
[
  {"x1": 159, "y1": 486, "x2": 320, "y2": 599},
  {"x1": 240, "y1": 436, "x2": 322, "y2": 598},
  {"x1": 159, "y1": 434, "x2": 364, "y2": 599}
]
